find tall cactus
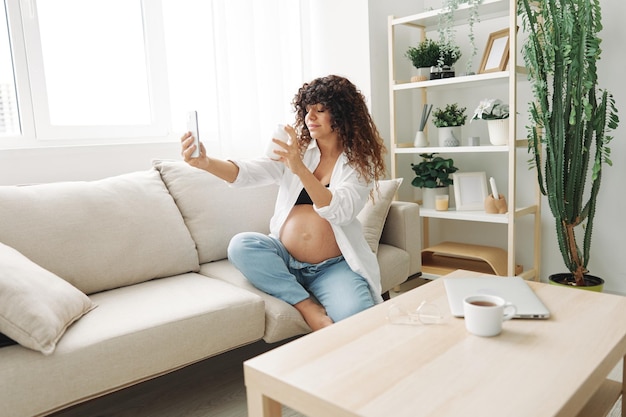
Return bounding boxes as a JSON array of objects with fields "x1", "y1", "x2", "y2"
[{"x1": 518, "y1": 0, "x2": 619, "y2": 286}]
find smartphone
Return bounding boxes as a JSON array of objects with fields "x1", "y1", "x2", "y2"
[{"x1": 186, "y1": 111, "x2": 201, "y2": 158}]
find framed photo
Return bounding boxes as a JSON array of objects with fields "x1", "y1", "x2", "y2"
[
  {"x1": 453, "y1": 172, "x2": 488, "y2": 211},
  {"x1": 478, "y1": 28, "x2": 510, "y2": 74}
]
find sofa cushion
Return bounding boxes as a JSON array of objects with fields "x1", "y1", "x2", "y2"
[
  {"x1": 381, "y1": 201, "x2": 422, "y2": 277},
  {"x1": 201, "y1": 245, "x2": 409, "y2": 343},
  {"x1": 0, "y1": 243, "x2": 96, "y2": 355},
  {"x1": 199, "y1": 260, "x2": 311, "y2": 343},
  {"x1": 357, "y1": 178, "x2": 403, "y2": 253},
  {"x1": 153, "y1": 160, "x2": 278, "y2": 263},
  {"x1": 0, "y1": 273, "x2": 266, "y2": 417},
  {"x1": 0, "y1": 169, "x2": 200, "y2": 294}
]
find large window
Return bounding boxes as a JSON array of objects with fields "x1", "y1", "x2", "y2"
[
  {"x1": 35, "y1": 0, "x2": 153, "y2": 126},
  {"x1": 2, "y1": 0, "x2": 302, "y2": 156},
  {"x1": 7, "y1": 0, "x2": 169, "y2": 141}
]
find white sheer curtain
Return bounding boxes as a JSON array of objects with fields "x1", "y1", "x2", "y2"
[{"x1": 162, "y1": 0, "x2": 303, "y2": 158}]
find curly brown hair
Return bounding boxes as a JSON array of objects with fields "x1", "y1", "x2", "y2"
[{"x1": 291, "y1": 75, "x2": 387, "y2": 183}]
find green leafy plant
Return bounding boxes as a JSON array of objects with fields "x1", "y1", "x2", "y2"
[
  {"x1": 405, "y1": 39, "x2": 461, "y2": 69},
  {"x1": 405, "y1": 39, "x2": 440, "y2": 69},
  {"x1": 410, "y1": 153, "x2": 458, "y2": 188},
  {"x1": 432, "y1": 103, "x2": 467, "y2": 127},
  {"x1": 519, "y1": 0, "x2": 619, "y2": 286}
]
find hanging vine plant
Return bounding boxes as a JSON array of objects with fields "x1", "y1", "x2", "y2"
[
  {"x1": 465, "y1": 0, "x2": 482, "y2": 74},
  {"x1": 437, "y1": 0, "x2": 483, "y2": 74}
]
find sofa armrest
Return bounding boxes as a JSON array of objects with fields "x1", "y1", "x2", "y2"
[{"x1": 380, "y1": 201, "x2": 421, "y2": 276}]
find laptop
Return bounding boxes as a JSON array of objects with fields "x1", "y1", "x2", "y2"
[{"x1": 443, "y1": 276, "x2": 550, "y2": 319}]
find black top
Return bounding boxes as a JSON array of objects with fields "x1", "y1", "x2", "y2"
[
  {"x1": 0, "y1": 333, "x2": 17, "y2": 348},
  {"x1": 294, "y1": 184, "x2": 329, "y2": 205}
]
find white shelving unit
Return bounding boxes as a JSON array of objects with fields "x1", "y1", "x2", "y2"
[{"x1": 387, "y1": 0, "x2": 541, "y2": 280}]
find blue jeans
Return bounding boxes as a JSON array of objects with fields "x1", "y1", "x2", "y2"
[{"x1": 227, "y1": 232, "x2": 375, "y2": 323}]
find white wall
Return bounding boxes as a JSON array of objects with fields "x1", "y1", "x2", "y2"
[
  {"x1": 301, "y1": 0, "x2": 372, "y2": 101},
  {"x1": 0, "y1": 142, "x2": 180, "y2": 185},
  {"x1": 1, "y1": 0, "x2": 624, "y2": 294}
]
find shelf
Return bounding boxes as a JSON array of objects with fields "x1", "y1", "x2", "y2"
[
  {"x1": 388, "y1": 0, "x2": 541, "y2": 280},
  {"x1": 393, "y1": 71, "x2": 510, "y2": 91},
  {"x1": 394, "y1": 145, "x2": 509, "y2": 154},
  {"x1": 574, "y1": 378, "x2": 622, "y2": 417},
  {"x1": 421, "y1": 208, "x2": 508, "y2": 223},
  {"x1": 394, "y1": 140, "x2": 529, "y2": 153},
  {"x1": 421, "y1": 241, "x2": 523, "y2": 276},
  {"x1": 420, "y1": 206, "x2": 538, "y2": 223},
  {"x1": 391, "y1": 0, "x2": 509, "y2": 30}
]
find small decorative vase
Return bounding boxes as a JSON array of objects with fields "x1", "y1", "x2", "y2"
[
  {"x1": 484, "y1": 194, "x2": 508, "y2": 214},
  {"x1": 414, "y1": 130, "x2": 429, "y2": 147},
  {"x1": 437, "y1": 127, "x2": 461, "y2": 147},
  {"x1": 487, "y1": 119, "x2": 509, "y2": 145}
]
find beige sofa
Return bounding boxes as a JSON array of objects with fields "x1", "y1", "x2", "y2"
[{"x1": 0, "y1": 160, "x2": 421, "y2": 416}]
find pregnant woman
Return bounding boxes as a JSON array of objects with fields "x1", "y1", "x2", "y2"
[{"x1": 180, "y1": 75, "x2": 387, "y2": 330}]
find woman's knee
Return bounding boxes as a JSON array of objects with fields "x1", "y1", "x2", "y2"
[
  {"x1": 321, "y1": 277, "x2": 375, "y2": 322},
  {"x1": 227, "y1": 232, "x2": 267, "y2": 261},
  {"x1": 326, "y1": 294, "x2": 374, "y2": 322},
  {"x1": 228, "y1": 232, "x2": 289, "y2": 276}
]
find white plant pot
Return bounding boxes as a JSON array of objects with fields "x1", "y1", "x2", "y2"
[
  {"x1": 410, "y1": 67, "x2": 431, "y2": 82},
  {"x1": 421, "y1": 187, "x2": 449, "y2": 210},
  {"x1": 437, "y1": 126, "x2": 461, "y2": 147},
  {"x1": 487, "y1": 119, "x2": 509, "y2": 145}
]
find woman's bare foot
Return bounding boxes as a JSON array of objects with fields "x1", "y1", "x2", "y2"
[{"x1": 294, "y1": 298, "x2": 333, "y2": 331}]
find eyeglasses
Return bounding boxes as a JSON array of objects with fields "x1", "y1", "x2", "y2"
[{"x1": 387, "y1": 300, "x2": 443, "y2": 325}]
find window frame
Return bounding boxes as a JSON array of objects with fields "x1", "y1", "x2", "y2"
[{"x1": 3, "y1": 0, "x2": 171, "y2": 144}]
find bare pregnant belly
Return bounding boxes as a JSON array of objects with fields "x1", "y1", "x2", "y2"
[{"x1": 280, "y1": 205, "x2": 342, "y2": 264}]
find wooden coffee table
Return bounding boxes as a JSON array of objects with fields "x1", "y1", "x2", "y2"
[{"x1": 244, "y1": 270, "x2": 626, "y2": 417}]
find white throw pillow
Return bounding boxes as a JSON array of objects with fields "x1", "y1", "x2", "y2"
[
  {"x1": 0, "y1": 169, "x2": 200, "y2": 294},
  {"x1": 153, "y1": 160, "x2": 278, "y2": 263},
  {"x1": 0, "y1": 243, "x2": 96, "y2": 355},
  {"x1": 357, "y1": 178, "x2": 403, "y2": 253}
]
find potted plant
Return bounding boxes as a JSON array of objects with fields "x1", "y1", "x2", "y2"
[
  {"x1": 519, "y1": 0, "x2": 619, "y2": 289},
  {"x1": 471, "y1": 98, "x2": 510, "y2": 145},
  {"x1": 405, "y1": 39, "x2": 440, "y2": 82},
  {"x1": 410, "y1": 153, "x2": 458, "y2": 209},
  {"x1": 405, "y1": 39, "x2": 461, "y2": 81},
  {"x1": 432, "y1": 103, "x2": 467, "y2": 147}
]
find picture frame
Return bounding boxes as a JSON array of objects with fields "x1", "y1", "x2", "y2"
[
  {"x1": 453, "y1": 172, "x2": 488, "y2": 211},
  {"x1": 478, "y1": 28, "x2": 510, "y2": 74}
]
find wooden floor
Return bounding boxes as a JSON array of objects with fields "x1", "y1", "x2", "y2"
[{"x1": 49, "y1": 276, "x2": 622, "y2": 417}]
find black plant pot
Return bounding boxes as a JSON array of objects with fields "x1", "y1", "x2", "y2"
[
  {"x1": 548, "y1": 273, "x2": 605, "y2": 292},
  {"x1": 429, "y1": 66, "x2": 455, "y2": 80}
]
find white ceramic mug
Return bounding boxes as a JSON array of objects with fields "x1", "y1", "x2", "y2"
[
  {"x1": 463, "y1": 294, "x2": 517, "y2": 337},
  {"x1": 265, "y1": 124, "x2": 290, "y2": 160}
]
